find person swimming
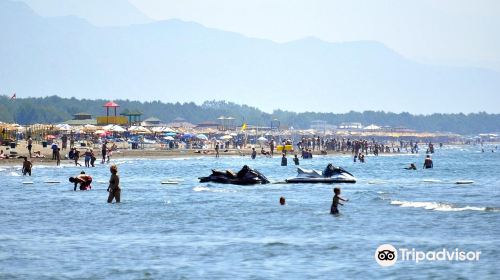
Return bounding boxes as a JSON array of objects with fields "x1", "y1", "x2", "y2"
[
  {"x1": 330, "y1": 187, "x2": 348, "y2": 215},
  {"x1": 405, "y1": 163, "x2": 417, "y2": 170},
  {"x1": 279, "y1": 196, "x2": 286, "y2": 205}
]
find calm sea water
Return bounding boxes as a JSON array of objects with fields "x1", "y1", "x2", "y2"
[{"x1": 1, "y1": 145, "x2": 499, "y2": 279}]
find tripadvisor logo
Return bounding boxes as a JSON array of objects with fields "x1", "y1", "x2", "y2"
[
  {"x1": 375, "y1": 244, "x2": 481, "y2": 267},
  {"x1": 375, "y1": 244, "x2": 397, "y2": 267}
]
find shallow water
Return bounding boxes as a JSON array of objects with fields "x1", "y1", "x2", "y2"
[{"x1": 1, "y1": 146, "x2": 499, "y2": 279}]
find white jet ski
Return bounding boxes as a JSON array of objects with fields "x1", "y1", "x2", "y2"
[{"x1": 286, "y1": 165, "x2": 356, "y2": 184}]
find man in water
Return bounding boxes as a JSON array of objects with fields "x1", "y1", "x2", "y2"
[
  {"x1": 22, "y1": 157, "x2": 32, "y2": 176},
  {"x1": 215, "y1": 142, "x2": 220, "y2": 158},
  {"x1": 423, "y1": 155, "x2": 433, "y2": 169},
  {"x1": 69, "y1": 171, "x2": 93, "y2": 191},
  {"x1": 281, "y1": 154, "x2": 287, "y2": 166},
  {"x1": 293, "y1": 154, "x2": 299, "y2": 165},
  {"x1": 251, "y1": 148, "x2": 257, "y2": 159}
]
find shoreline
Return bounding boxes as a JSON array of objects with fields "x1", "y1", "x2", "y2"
[{"x1": 0, "y1": 143, "x2": 488, "y2": 167}]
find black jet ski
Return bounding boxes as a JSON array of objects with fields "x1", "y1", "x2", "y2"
[
  {"x1": 286, "y1": 165, "x2": 356, "y2": 184},
  {"x1": 199, "y1": 165, "x2": 270, "y2": 185}
]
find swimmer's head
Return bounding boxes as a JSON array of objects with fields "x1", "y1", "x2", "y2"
[
  {"x1": 334, "y1": 187, "x2": 341, "y2": 195},
  {"x1": 279, "y1": 196, "x2": 286, "y2": 205},
  {"x1": 80, "y1": 171, "x2": 85, "y2": 174},
  {"x1": 69, "y1": 177, "x2": 75, "y2": 183},
  {"x1": 110, "y1": 164, "x2": 118, "y2": 174}
]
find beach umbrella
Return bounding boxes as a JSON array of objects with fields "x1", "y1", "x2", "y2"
[
  {"x1": 257, "y1": 136, "x2": 268, "y2": 142},
  {"x1": 196, "y1": 134, "x2": 208, "y2": 140},
  {"x1": 164, "y1": 132, "x2": 177, "y2": 137},
  {"x1": 164, "y1": 136, "x2": 175, "y2": 141},
  {"x1": 220, "y1": 135, "x2": 232, "y2": 140},
  {"x1": 83, "y1": 124, "x2": 97, "y2": 131},
  {"x1": 229, "y1": 132, "x2": 238, "y2": 137},
  {"x1": 182, "y1": 133, "x2": 194, "y2": 138},
  {"x1": 111, "y1": 125, "x2": 126, "y2": 132}
]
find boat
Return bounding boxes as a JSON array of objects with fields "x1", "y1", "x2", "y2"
[
  {"x1": 286, "y1": 166, "x2": 356, "y2": 184},
  {"x1": 199, "y1": 166, "x2": 269, "y2": 185}
]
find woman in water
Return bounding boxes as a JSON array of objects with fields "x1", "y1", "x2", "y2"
[{"x1": 107, "y1": 164, "x2": 120, "y2": 203}]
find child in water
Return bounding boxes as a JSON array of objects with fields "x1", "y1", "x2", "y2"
[{"x1": 330, "y1": 187, "x2": 348, "y2": 215}]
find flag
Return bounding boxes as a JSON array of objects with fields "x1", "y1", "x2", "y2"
[
  {"x1": 240, "y1": 123, "x2": 247, "y2": 131},
  {"x1": 10, "y1": 92, "x2": 16, "y2": 100}
]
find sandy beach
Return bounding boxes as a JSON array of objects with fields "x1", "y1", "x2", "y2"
[{"x1": 0, "y1": 141, "x2": 301, "y2": 166}]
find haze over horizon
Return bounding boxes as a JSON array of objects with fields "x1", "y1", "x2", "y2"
[{"x1": 2, "y1": 0, "x2": 500, "y2": 114}]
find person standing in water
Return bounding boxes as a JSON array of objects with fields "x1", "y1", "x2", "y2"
[
  {"x1": 101, "y1": 142, "x2": 107, "y2": 164},
  {"x1": 330, "y1": 187, "x2": 348, "y2": 215},
  {"x1": 293, "y1": 154, "x2": 299, "y2": 165},
  {"x1": 251, "y1": 147, "x2": 257, "y2": 159},
  {"x1": 22, "y1": 157, "x2": 32, "y2": 176},
  {"x1": 107, "y1": 164, "x2": 120, "y2": 203},
  {"x1": 281, "y1": 154, "x2": 287, "y2": 166},
  {"x1": 423, "y1": 155, "x2": 433, "y2": 169}
]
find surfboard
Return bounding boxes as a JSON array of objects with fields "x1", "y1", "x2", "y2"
[
  {"x1": 161, "y1": 181, "x2": 178, "y2": 185},
  {"x1": 423, "y1": 179, "x2": 442, "y2": 183},
  {"x1": 22, "y1": 181, "x2": 34, "y2": 184},
  {"x1": 44, "y1": 181, "x2": 61, "y2": 184},
  {"x1": 455, "y1": 180, "x2": 474, "y2": 184}
]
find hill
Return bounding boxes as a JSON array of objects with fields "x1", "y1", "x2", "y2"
[
  {"x1": 1, "y1": 95, "x2": 499, "y2": 135},
  {"x1": 1, "y1": 0, "x2": 499, "y2": 114}
]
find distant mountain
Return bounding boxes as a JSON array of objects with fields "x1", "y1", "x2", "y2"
[
  {"x1": 1, "y1": 0, "x2": 499, "y2": 114},
  {"x1": 15, "y1": 0, "x2": 151, "y2": 26}
]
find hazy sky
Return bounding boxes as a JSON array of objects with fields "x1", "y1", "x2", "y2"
[{"x1": 128, "y1": 0, "x2": 500, "y2": 71}]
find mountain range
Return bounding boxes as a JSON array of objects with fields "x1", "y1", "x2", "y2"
[{"x1": 1, "y1": 0, "x2": 499, "y2": 114}]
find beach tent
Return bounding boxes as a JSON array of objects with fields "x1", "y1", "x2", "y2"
[{"x1": 257, "y1": 136, "x2": 268, "y2": 142}]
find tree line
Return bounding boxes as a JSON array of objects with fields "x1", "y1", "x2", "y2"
[{"x1": 0, "y1": 95, "x2": 498, "y2": 135}]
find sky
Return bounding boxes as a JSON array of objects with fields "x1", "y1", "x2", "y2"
[{"x1": 127, "y1": 0, "x2": 500, "y2": 72}]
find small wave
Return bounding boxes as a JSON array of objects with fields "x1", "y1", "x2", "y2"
[
  {"x1": 9, "y1": 171, "x2": 21, "y2": 177},
  {"x1": 193, "y1": 186, "x2": 210, "y2": 192},
  {"x1": 391, "y1": 200, "x2": 497, "y2": 212}
]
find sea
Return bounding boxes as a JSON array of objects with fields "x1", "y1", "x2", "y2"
[{"x1": 0, "y1": 145, "x2": 499, "y2": 279}]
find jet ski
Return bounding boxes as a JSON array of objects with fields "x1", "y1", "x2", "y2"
[
  {"x1": 199, "y1": 165, "x2": 270, "y2": 185},
  {"x1": 286, "y1": 165, "x2": 356, "y2": 184}
]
